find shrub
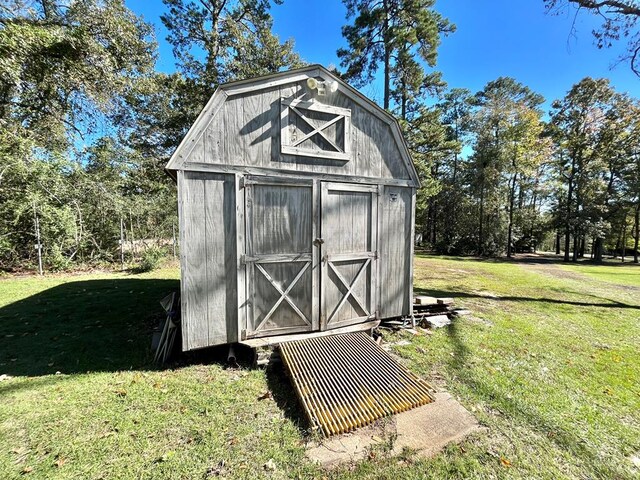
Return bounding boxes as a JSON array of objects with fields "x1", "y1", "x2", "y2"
[
  {"x1": 138, "y1": 246, "x2": 165, "y2": 272},
  {"x1": 47, "y1": 244, "x2": 72, "y2": 272}
]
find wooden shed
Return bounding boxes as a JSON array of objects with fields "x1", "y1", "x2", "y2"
[{"x1": 166, "y1": 65, "x2": 420, "y2": 351}]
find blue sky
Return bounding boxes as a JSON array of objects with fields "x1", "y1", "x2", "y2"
[{"x1": 127, "y1": 0, "x2": 639, "y2": 109}]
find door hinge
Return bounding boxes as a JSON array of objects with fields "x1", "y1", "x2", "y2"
[{"x1": 238, "y1": 176, "x2": 245, "y2": 189}]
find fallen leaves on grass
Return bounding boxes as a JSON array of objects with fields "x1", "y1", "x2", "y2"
[
  {"x1": 205, "y1": 460, "x2": 227, "y2": 477},
  {"x1": 54, "y1": 456, "x2": 66, "y2": 468},
  {"x1": 257, "y1": 391, "x2": 272, "y2": 401},
  {"x1": 21, "y1": 466, "x2": 33, "y2": 474},
  {"x1": 263, "y1": 458, "x2": 277, "y2": 471},
  {"x1": 114, "y1": 389, "x2": 127, "y2": 397},
  {"x1": 11, "y1": 447, "x2": 31, "y2": 464},
  {"x1": 156, "y1": 451, "x2": 176, "y2": 463},
  {"x1": 500, "y1": 456, "x2": 512, "y2": 467}
]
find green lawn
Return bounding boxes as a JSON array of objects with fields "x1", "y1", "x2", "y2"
[
  {"x1": 1, "y1": 257, "x2": 638, "y2": 479},
  {"x1": 558, "y1": 261, "x2": 640, "y2": 288}
]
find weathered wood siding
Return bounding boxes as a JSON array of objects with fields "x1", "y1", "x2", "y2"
[
  {"x1": 246, "y1": 181, "x2": 314, "y2": 337},
  {"x1": 187, "y1": 82, "x2": 410, "y2": 181},
  {"x1": 378, "y1": 186, "x2": 414, "y2": 318},
  {"x1": 321, "y1": 184, "x2": 377, "y2": 327},
  {"x1": 179, "y1": 171, "x2": 238, "y2": 350},
  {"x1": 174, "y1": 68, "x2": 419, "y2": 350}
]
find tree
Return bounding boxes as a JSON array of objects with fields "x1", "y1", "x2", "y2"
[
  {"x1": 619, "y1": 100, "x2": 640, "y2": 262},
  {"x1": 0, "y1": 0, "x2": 156, "y2": 270},
  {"x1": 471, "y1": 78, "x2": 545, "y2": 256},
  {"x1": 0, "y1": 0, "x2": 155, "y2": 153},
  {"x1": 549, "y1": 77, "x2": 631, "y2": 262},
  {"x1": 545, "y1": 0, "x2": 640, "y2": 76},
  {"x1": 338, "y1": 0, "x2": 454, "y2": 112},
  {"x1": 424, "y1": 88, "x2": 474, "y2": 252},
  {"x1": 161, "y1": 0, "x2": 303, "y2": 110},
  {"x1": 403, "y1": 105, "x2": 458, "y2": 245},
  {"x1": 503, "y1": 106, "x2": 549, "y2": 257}
]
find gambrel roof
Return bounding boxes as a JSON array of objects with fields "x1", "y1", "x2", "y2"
[{"x1": 166, "y1": 64, "x2": 420, "y2": 187}]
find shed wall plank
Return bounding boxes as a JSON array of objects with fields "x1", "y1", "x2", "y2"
[
  {"x1": 379, "y1": 186, "x2": 412, "y2": 318},
  {"x1": 243, "y1": 90, "x2": 263, "y2": 167},
  {"x1": 182, "y1": 172, "x2": 208, "y2": 349},
  {"x1": 223, "y1": 96, "x2": 244, "y2": 165},
  {"x1": 181, "y1": 172, "x2": 237, "y2": 349}
]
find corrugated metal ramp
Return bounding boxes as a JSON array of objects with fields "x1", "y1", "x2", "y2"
[{"x1": 279, "y1": 332, "x2": 435, "y2": 436}]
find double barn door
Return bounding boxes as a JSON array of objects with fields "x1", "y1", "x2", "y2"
[{"x1": 243, "y1": 178, "x2": 378, "y2": 339}]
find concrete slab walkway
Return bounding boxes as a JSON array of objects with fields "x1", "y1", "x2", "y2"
[{"x1": 306, "y1": 392, "x2": 479, "y2": 468}]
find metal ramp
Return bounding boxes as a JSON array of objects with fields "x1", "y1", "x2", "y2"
[{"x1": 279, "y1": 332, "x2": 435, "y2": 436}]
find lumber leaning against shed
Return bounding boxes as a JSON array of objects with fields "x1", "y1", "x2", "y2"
[{"x1": 166, "y1": 64, "x2": 421, "y2": 351}]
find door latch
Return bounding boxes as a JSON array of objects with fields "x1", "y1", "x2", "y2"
[{"x1": 314, "y1": 237, "x2": 325, "y2": 245}]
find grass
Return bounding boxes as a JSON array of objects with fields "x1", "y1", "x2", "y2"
[
  {"x1": 558, "y1": 260, "x2": 640, "y2": 288},
  {"x1": 0, "y1": 257, "x2": 639, "y2": 479}
]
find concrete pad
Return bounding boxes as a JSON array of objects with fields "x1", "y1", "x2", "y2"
[
  {"x1": 426, "y1": 315, "x2": 452, "y2": 328},
  {"x1": 306, "y1": 392, "x2": 479, "y2": 468},
  {"x1": 392, "y1": 392, "x2": 479, "y2": 456}
]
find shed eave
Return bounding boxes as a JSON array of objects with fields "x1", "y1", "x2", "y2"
[{"x1": 165, "y1": 87, "x2": 228, "y2": 172}]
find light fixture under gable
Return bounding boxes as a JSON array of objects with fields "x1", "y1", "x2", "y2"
[{"x1": 306, "y1": 76, "x2": 339, "y2": 96}]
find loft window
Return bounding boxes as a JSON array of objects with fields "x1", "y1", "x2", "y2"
[{"x1": 280, "y1": 98, "x2": 351, "y2": 161}]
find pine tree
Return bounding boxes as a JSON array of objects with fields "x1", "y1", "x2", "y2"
[{"x1": 337, "y1": 0, "x2": 454, "y2": 112}]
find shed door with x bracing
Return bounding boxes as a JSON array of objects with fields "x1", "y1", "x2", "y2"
[
  {"x1": 321, "y1": 182, "x2": 378, "y2": 330},
  {"x1": 244, "y1": 178, "x2": 317, "y2": 338}
]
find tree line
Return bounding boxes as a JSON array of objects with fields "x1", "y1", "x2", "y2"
[
  {"x1": 417, "y1": 77, "x2": 640, "y2": 263},
  {"x1": 1, "y1": 0, "x2": 638, "y2": 273}
]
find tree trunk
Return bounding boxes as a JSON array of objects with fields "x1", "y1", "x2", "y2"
[
  {"x1": 614, "y1": 228, "x2": 622, "y2": 259},
  {"x1": 430, "y1": 161, "x2": 439, "y2": 245},
  {"x1": 478, "y1": 175, "x2": 485, "y2": 256},
  {"x1": 426, "y1": 201, "x2": 436, "y2": 246},
  {"x1": 400, "y1": 80, "x2": 407, "y2": 120},
  {"x1": 564, "y1": 185, "x2": 574, "y2": 262},
  {"x1": 622, "y1": 220, "x2": 627, "y2": 263},
  {"x1": 594, "y1": 237, "x2": 603, "y2": 263},
  {"x1": 382, "y1": 0, "x2": 390, "y2": 110},
  {"x1": 572, "y1": 233, "x2": 578, "y2": 262},
  {"x1": 506, "y1": 171, "x2": 517, "y2": 258},
  {"x1": 555, "y1": 232, "x2": 561, "y2": 255},
  {"x1": 446, "y1": 152, "x2": 459, "y2": 247},
  {"x1": 579, "y1": 236, "x2": 585, "y2": 258},
  {"x1": 634, "y1": 204, "x2": 639, "y2": 264}
]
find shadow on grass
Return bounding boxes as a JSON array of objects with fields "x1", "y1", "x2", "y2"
[
  {"x1": 0, "y1": 277, "x2": 179, "y2": 377},
  {"x1": 416, "y1": 251, "x2": 640, "y2": 268},
  {"x1": 414, "y1": 287, "x2": 640, "y2": 310},
  {"x1": 444, "y1": 320, "x2": 625, "y2": 479},
  {"x1": 265, "y1": 361, "x2": 311, "y2": 436}
]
